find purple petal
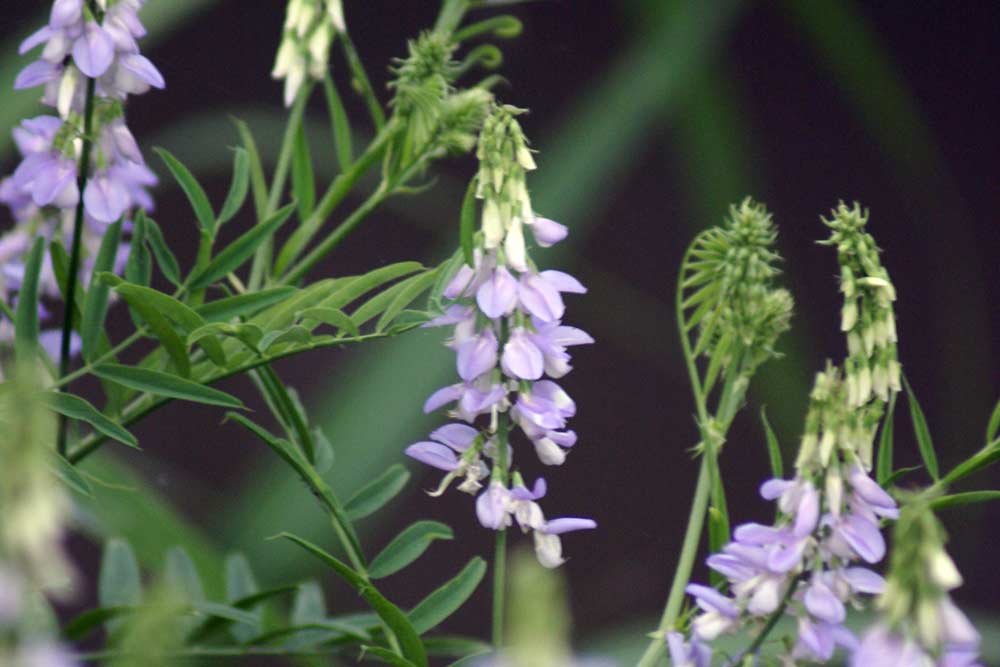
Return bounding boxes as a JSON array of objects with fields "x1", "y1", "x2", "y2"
[
  {"x1": 443, "y1": 264, "x2": 475, "y2": 299},
  {"x1": 767, "y1": 537, "x2": 807, "y2": 573},
  {"x1": 542, "y1": 517, "x2": 596, "y2": 535},
  {"x1": 423, "y1": 384, "x2": 462, "y2": 414},
  {"x1": 550, "y1": 324, "x2": 594, "y2": 347},
  {"x1": 685, "y1": 584, "x2": 739, "y2": 618},
  {"x1": 760, "y1": 478, "x2": 793, "y2": 500},
  {"x1": 19, "y1": 27, "x2": 53, "y2": 54},
  {"x1": 72, "y1": 22, "x2": 115, "y2": 78},
  {"x1": 30, "y1": 159, "x2": 77, "y2": 208},
  {"x1": 840, "y1": 515, "x2": 886, "y2": 563},
  {"x1": 793, "y1": 482, "x2": 820, "y2": 536},
  {"x1": 501, "y1": 329, "x2": 544, "y2": 380},
  {"x1": 529, "y1": 216, "x2": 568, "y2": 247},
  {"x1": 405, "y1": 441, "x2": 459, "y2": 471},
  {"x1": 847, "y1": 465, "x2": 897, "y2": 510},
  {"x1": 14, "y1": 60, "x2": 61, "y2": 90},
  {"x1": 476, "y1": 266, "x2": 518, "y2": 318},
  {"x1": 540, "y1": 269, "x2": 586, "y2": 294},
  {"x1": 118, "y1": 53, "x2": 166, "y2": 89},
  {"x1": 429, "y1": 423, "x2": 479, "y2": 451},
  {"x1": 50, "y1": 0, "x2": 83, "y2": 28},
  {"x1": 842, "y1": 567, "x2": 885, "y2": 594},
  {"x1": 733, "y1": 522, "x2": 780, "y2": 545},
  {"x1": 510, "y1": 477, "x2": 547, "y2": 501},
  {"x1": 546, "y1": 429, "x2": 576, "y2": 448},
  {"x1": 804, "y1": 579, "x2": 846, "y2": 623},
  {"x1": 83, "y1": 174, "x2": 129, "y2": 223},
  {"x1": 518, "y1": 273, "x2": 565, "y2": 322},
  {"x1": 706, "y1": 553, "x2": 755, "y2": 581},
  {"x1": 456, "y1": 328, "x2": 498, "y2": 381},
  {"x1": 797, "y1": 617, "x2": 835, "y2": 661},
  {"x1": 476, "y1": 484, "x2": 510, "y2": 530}
]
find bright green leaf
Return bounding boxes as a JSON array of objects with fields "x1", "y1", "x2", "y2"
[
  {"x1": 903, "y1": 375, "x2": 939, "y2": 480},
  {"x1": 930, "y1": 491, "x2": 1000, "y2": 511},
  {"x1": 92, "y1": 363, "x2": 244, "y2": 408},
  {"x1": 299, "y1": 307, "x2": 360, "y2": 338},
  {"x1": 408, "y1": 557, "x2": 486, "y2": 635},
  {"x1": 218, "y1": 147, "x2": 250, "y2": 226},
  {"x1": 459, "y1": 176, "x2": 477, "y2": 267},
  {"x1": 876, "y1": 392, "x2": 897, "y2": 486},
  {"x1": 345, "y1": 464, "x2": 410, "y2": 521},
  {"x1": 323, "y1": 74, "x2": 353, "y2": 170},
  {"x1": 40, "y1": 391, "x2": 138, "y2": 449},
  {"x1": 196, "y1": 287, "x2": 296, "y2": 322},
  {"x1": 759, "y1": 407, "x2": 783, "y2": 479},
  {"x1": 188, "y1": 203, "x2": 295, "y2": 289},
  {"x1": 376, "y1": 269, "x2": 440, "y2": 332},
  {"x1": 291, "y1": 123, "x2": 316, "y2": 222}
]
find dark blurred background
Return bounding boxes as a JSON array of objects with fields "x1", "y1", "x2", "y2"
[{"x1": 2, "y1": 0, "x2": 998, "y2": 661}]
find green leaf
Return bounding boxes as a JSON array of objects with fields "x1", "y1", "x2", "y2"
[
  {"x1": 344, "y1": 464, "x2": 410, "y2": 520},
  {"x1": 40, "y1": 391, "x2": 139, "y2": 449},
  {"x1": 942, "y1": 439, "x2": 1000, "y2": 486},
  {"x1": 903, "y1": 375, "x2": 939, "y2": 481},
  {"x1": 99, "y1": 539, "x2": 142, "y2": 634},
  {"x1": 408, "y1": 557, "x2": 486, "y2": 635},
  {"x1": 884, "y1": 464, "x2": 924, "y2": 487},
  {"x1": 224, "y1": 553, "x2": 260, "y2": 642},
  {"x1": 930, "y1": 491, "x2": 1000, "y2": 511},
  {"x1": 292, "y1": 123, "x2": 316, "y2": 222},
  {"x1": 124, "y1": 213, "x2": 152, "y2": 290},
  {"x1": 232, "y1": 117, "x2": 269, "y2": 220},
  {"x1": 759, "y1": 407, "x2": 783, "y2": 479},
  {"x1": 190, "y1": 601, "x2": 259, "y2": 627},
  {"x1": 155, "y1": 147, "x2": 216, "y2": 234},
  {"x1": 314, "y1": 426, "x2": 335, "y2": 474},
  {"x1": 987, "y1": 396, "x2": 1000, "y2": 445},
  {"x1": 292, "y1": 581, "x2": 326, "y2": 623},
  {"x1": 447, "y1": 653, "x2": 494, "y2": 667},
  {"x1": 188, "y1": 203, "x2": 295, "y2": 289},
  {"x1": 196, "y1": 287, "x2": 296, "y2": 322},
  {"x1": 51, "y1": 453, "x2": 93, "y2": 497},
  {"x1": 876, "y1": 392, "x2": 897, "y2": 486},
  {"x1": 188, "y1": 322, "x2": 263, "y2": 355},
  {"x1": 107, "y1": 278, "x2": 226, "y2": 366},
  {"x1": 362, "y1": 646, "x2": 418, "y2": 667},
  {"x1": 376, "y1": 269, "x2": 440, "y2": 332},
  {"x1": 279, "y1": 533, "x2": 428, "y2": 667},
  {"x1": 92, "y1": 363, "x2": 244, "y2": 408},
  {"x1": 316, "y1": 262, "x2": 425, "y2": 312},
  {"x1": 369, "y1": 521, "x2": 454, "y2": 579},
  {"x1": 258, "y1": 324, "x2": 311, "y2": 353},
  {"x1": 298, "y1": 307, "x2": 360, "y2": 338},
  {"x1": 459, "y1": 176, "x2": 477, "y2": 267},
  {"x1": 143, "y1": 216, "x2": 182, "y2": 286},
  {"x1": 14, "y1": 237, "x2": 45, "y2": 359},
  {"x1": 165, "y1": 547, "x2": 206, "y2": 602},
  {"x1": 62, "y1": 606, "x2": 134, "y2": 642},
  {"x1": 423, "y1": 637, "x2": 492, "y2": 658},
  {"x1": 323, "y1": 74, "x2": 353, "y2": 170},
  {"x1": 218, "y1": 147, "x2": 250, "y2": 226}
]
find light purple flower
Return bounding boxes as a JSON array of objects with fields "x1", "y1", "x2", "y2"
[
  {"x1": 476, "y1": 266, "x2": 518, "y2": 318},
  {"x1": 476, "y1": 482, "x2": 512, "y2": 530},
  {"x1": 666, "y1": 631, "x2": 711, "y2": 667},
  {"x1": 456, "y1": 327, "x2": 498, "y2": 381},
  {"x1": 72, "y1": 22, "x2": 115, "y2": 77},
  {"x1": 529, "y1": 216, "x2": 568, "y2": 247},
  {"x1": 501, "y1": 327, "x2": 544, "y2": 380},
  {"x1": 405, "y1": 441, "x2": 460, "y2": 471},
  {"x1": 83, "y1": 170, "x2": 130, "y2": 223}
]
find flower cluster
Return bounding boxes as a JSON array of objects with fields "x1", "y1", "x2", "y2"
[
  {"x1": 406, "y1": 104, "x2": 595, "y2": 568},
  {"x1": 678, "y1": 211, "x2": 903, "y2": 664},
  {"x1": 853, "y1": 496, "x2": 983, "y2": 667},
  {"x1": 0, "y1": 367, "x2": 78, "y2": 665},
  {"x1": 272, "y1": 0, "x2": 344, "y2": 107},
  {"x1": 2, "y1": 0, "x2": 162, "y2": 357},
  {"x1": 821, "y1": 202, "x2": 901, "y2": 409},
  {"x1": 685, "y1": 370, "x2": 898, "y2": 663}
]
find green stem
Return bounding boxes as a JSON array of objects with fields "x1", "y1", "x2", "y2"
[
  {"x1": 492, "y1": 528, "x2": 507, "y2": 648},
  {"x1": 56, "y1": 74, "x2": 98, "y2": 457},
  {"x1": 339, "y1": 32, "x2": 385, "y2": 130},
  {"x1": 636, "y1": 458, "x2": 711, "y2": 667}
]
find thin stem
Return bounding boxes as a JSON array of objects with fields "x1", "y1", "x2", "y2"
[
  {"x1": 636, "y1": 458, "x2": 711, "y2": 667},
  {"x1": 492, "y1": 528, "x2": 507, "y2": 648},
  {"x1": 56, "y1": 74, "x2": 98, "y2": 457},
  {"x1": 339, "y1": 32, "x2": 385, "y2": 130}
]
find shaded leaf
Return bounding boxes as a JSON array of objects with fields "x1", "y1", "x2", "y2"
[
  {"x1": 292, "y1": 123, "x2": 316, "y2": 221},
  {"x1": 62, "y1": 606, "x2": 133, "y2": 642},
  {"x1": 903, "y1": 375, "x2": 939, "y2": 480},
  {"x1": 51, "y1": 453, "x2": 93, "y2": 497},
  {"x1": 279, "y1": 533, "x2": 427, "y2": 667},
  {"x1": 408, "y1": 557, "x2": 487, "y2": 635},
  {"x1": 345, "y1": 464, "x2": 410, "y2": 521},
  {"x1": 92, "y1": 363, "x2": 244, "y2": 408},
  {"x1": 299, "y1": 307, "x2": 360, "y2": 338},
  {"x1": 81, "y1": 217, "x2": 123, "y2": 362},
  {"x1": 232, "y1": 117, "x2": 269, "y2": 220},
  {"x1": 369, "y1": 521, "x2": 454, "y2": 579},
  {"x1": 876, "y1": 392, "x2": 897, "y2": 486},
  {"x1": 40, "y1": 391, "x2": 138, "y2": 449},
  {"x1": 323, "y1": 74, "x2": 353, "y2": 170},
  {"x1": 759, "y1": 407, "x2": 783, "y2": 479},
  {"x1": 98, "y1": 539, "x2": 142, "y2": 634},
  {"x1": 942, "y1": 440, "x2": 1000, "y2": 486},
  {"x1": 376, "y1": 269, "x2": 440, "y2": 332},
  {"x1": 144, "y1": 216, "x2": 182, "y2": 286},
  {"x1": 155, "y1": 147, "x2": 215, "y2": 234},
  {"x1": 165, "y1": 547, "x2": 205, "y2": 602},
  {"x1": 218, "y1": 147, "x2": 250, "y2": 226},
  {"x1": 459, "y1": 176, "x2": 477, "y2": 267},
  {"x1": 188, "y1": 203, "x2": 295, "y2": 289},
  {"x1": 930, "y1": 491, "x2": 1000, "y2": 511},
  {"x1": 197, "y1": 287, "x2": 296, "y2": 322},
  {"x1": 987, "y1": 396, "x2": 1000, "y2": 445},
  {"x1": 14, "y1": 237, "x2": 45, "y2": 359},
  {"x1": 362, "y1": 646, "x2": 417, "y2": 667}
]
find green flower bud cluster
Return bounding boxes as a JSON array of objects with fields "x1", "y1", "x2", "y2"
[
  {"x1": 272, "y1": 0, "x2": 344, "y2": 107},
  {"x1": 688, "y1": 198, "x2": 793, "y2": 373},
  {"x1": 795, "y1": 362, "x2": 883, "y2": 472},
  {"x1": 879, "y1": 495, "x2": 973, "y2": 654},
  {"x1": 387, "y1": 33, "x2": 492, "y2": 165},
  {"x1": 475, "y1": 104, "x2": 537, "y2": 270},
  {"x1": 821, "y1": 202, "x2": 901, "y2": 408}
]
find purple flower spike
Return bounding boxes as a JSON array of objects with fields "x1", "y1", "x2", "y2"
[
  {"x1": 529, "y1": 216, "x2": 568, "y2": 247},
  {"x1": 405, "y1": 441, "x2": 459, "y2": 471},
  {"x1": 73, "y1": 22, "x2": 115, "y2": 78},
  {"x1": 476, "y1": 266, "x2": 518, "y2": 318}
]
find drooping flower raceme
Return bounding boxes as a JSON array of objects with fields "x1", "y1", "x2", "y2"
[
  {"x1": 679, "y1": 209, "x2": 903, "y2": 664},
  {"x1": 2, "y1": 0, "x2": 162, "y2": 359},
  {"x1": 852, "y1": 496, "x2": 983, "y2": 667},
  {"x1": 406, "y1": 104, "x2": 595, "y2": 568},
  {"x1": 272, "y1": 0, "x2": 344, "y2": 107}
]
